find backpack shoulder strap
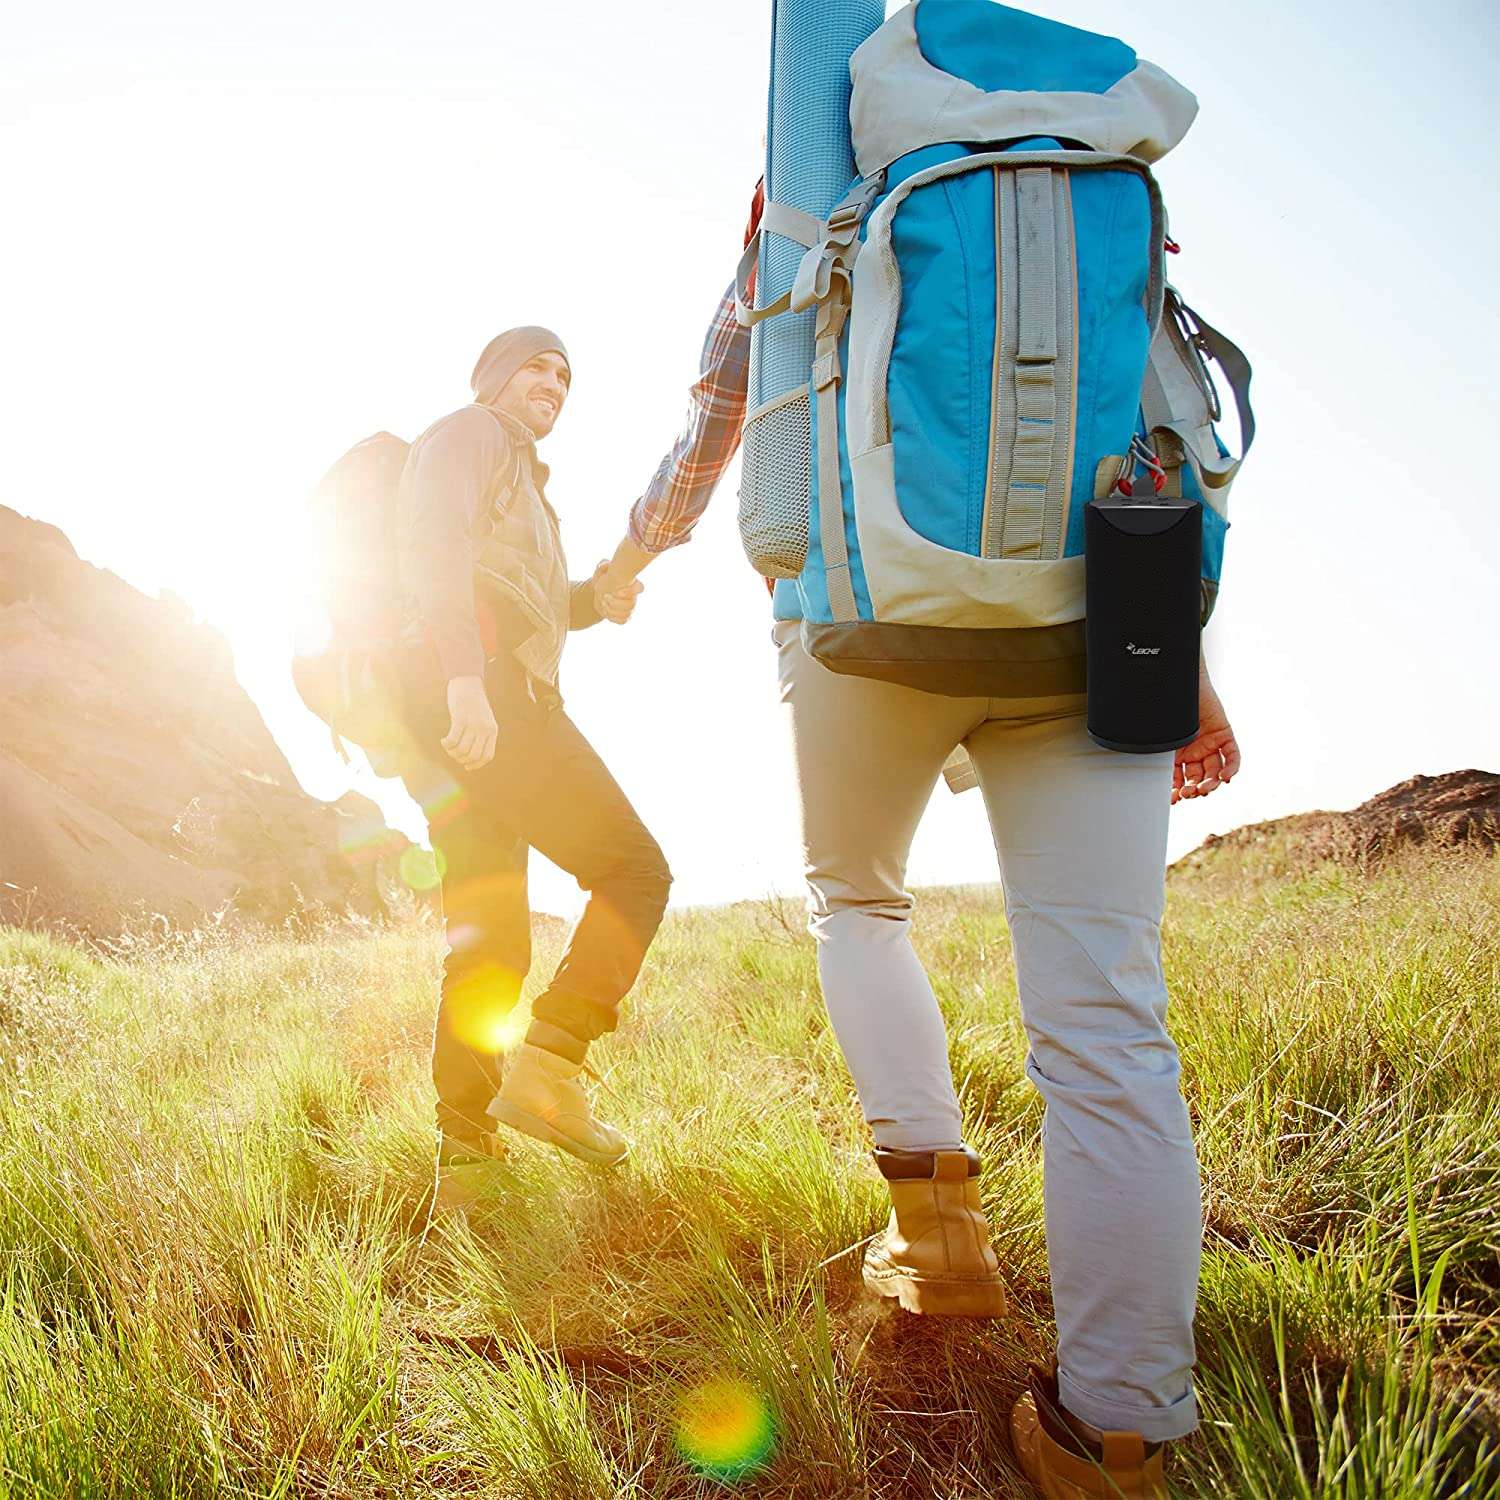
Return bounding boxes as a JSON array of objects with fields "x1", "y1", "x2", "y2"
[
  {"x1": 468, "y1": 403, "x2": 528, "y2": 530},
  {"x1": 1182, "y1": 302, "x2": 1255, "y2": 459},
  {"x1": 1143, "y1": 288, "x2": 1255, "y2": 500}
]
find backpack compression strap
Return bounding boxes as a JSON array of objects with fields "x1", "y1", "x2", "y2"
[{"x1": 734, "y1": 200, "x2": 825, "y2": 326}]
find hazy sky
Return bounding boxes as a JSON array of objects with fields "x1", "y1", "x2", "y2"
[{"x1": 5, "y1": 1, "x2": 1497, "y2": 916}]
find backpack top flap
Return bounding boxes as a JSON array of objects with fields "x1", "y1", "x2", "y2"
[
  {"x1": 849, "y1": 2, "x2": 1198, "y2": 175},
  {"x1": 311, "y1": 431, "x2": 411, "y2": 635}
]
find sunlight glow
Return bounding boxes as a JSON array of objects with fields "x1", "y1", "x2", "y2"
[
  {"x1": 7, "y1": 4, "x2": 1493, "y2": 918},
  {"x1": 446, "y1": 961, "x2": 527, "y2": 1054}
]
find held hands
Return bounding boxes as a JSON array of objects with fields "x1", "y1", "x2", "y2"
[
  {"x1": 1172, "y1": 660, "x2": 1241, "y2": 805},
  {"x1": 442, "y1": 675, "x2": 498, "y2": 771},
  {"x1": 591, "y1": 560, "x2": 644, "y2": 625}
]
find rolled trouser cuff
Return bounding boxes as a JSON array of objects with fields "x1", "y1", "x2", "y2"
[
  {"x1": 867, "y1": 1117, "x2": 969, "y2": 1155},
  {"x1": 1057, "y1": 1367, "x2": 1198, "y2": 1444},
  {"x1": 874, "y1": 1146, "x2": 980, "y2": 1180},
  {"x1": 524, "y1": 1018, "x2": 588, "y2": 1064},
  {"x1": 532, "y1": 987, "x2": 617, "y2": 1044}
]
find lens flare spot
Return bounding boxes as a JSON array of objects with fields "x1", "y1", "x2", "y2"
[
  {"x1": 447, "y1": 964, "x2": 526, "y2": 1054},
  {"x1": 674, "y1": 1377, "x2": 776, "y2": 1483},
  {"x1": 400, "y1": 763, "x2": 468, "y2": 828},
  {"x1": 419, "y1": 779, "x2": 467, "y2": 827},
  {"x1": 338, "y1": 809, "x2": 403, "y2": 863},
  {"x1": 400, "y1": 846, "x2": 447, "y2": 891},
  {"x1": 446, "y1": 922, "x2": 482, "y2": 954}
]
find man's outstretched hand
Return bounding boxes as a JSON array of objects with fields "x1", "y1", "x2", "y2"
[
  {"x1": 591, "y1": 560, "x2": 644, "y2": 625},
  {"x1": 1173, "y1": 663, "x2": 1241, "y2": 805}
]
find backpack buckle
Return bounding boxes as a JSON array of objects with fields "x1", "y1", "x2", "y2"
[{"x1": 824, "y1": 170, "x2": 886, "y2": 232}]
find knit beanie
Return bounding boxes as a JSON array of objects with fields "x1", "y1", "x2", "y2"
[{"x1": 469, "y1": 326, "x2": 570, "y2": 405}]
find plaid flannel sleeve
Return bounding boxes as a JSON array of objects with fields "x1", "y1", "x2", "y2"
[{"x1": 628, "y1": 281, "x2": 751, "y2": 554}]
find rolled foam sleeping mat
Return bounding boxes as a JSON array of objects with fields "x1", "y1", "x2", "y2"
[{"x1": 750, "y1": 0, "x2": 886, "y2": 410}]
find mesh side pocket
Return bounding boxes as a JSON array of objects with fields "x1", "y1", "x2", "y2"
[{"x1": 738, "y1": 389, "x2": 812, "y2": 579}]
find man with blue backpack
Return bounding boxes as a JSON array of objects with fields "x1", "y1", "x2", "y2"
[{"x1": 598, "y1": 5, "x2": 1250, "y2": 1495}]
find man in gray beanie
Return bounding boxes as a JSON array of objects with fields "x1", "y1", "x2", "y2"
[{"x1": 393, "y1": 324, "x2": 670, "y2": 1189}]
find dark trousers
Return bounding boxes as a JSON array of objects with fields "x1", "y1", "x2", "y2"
[{"x1": 397, "y1": 648, "x2": 672, "y2": 1141}]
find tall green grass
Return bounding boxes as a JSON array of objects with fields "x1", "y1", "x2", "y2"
[{"x1": 0, "y1": 848, "x2": 1495, "y2": 1497}]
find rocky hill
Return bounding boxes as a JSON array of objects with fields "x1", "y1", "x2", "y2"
[
  {"x1": 1172, "y1": 769, "x2": 1498, "y2": 881},
  {"x1": 0, "y1": 505, "x2": 408, "y2": 938}
]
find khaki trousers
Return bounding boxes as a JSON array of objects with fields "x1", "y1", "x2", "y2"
[{"x1": 775, "y1": 621, "x2": 1202, "y2": 1442}]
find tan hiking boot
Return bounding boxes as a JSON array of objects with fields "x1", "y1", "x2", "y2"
[
  {"x1": 861, "y1": 1147, "x2": 1009, "y2": 1318},
  {"x1": 488, "y1": 1043, "x2": 629, "y2": 1167},
  {"x1": 1010, "y1": 1364, "x2": 1167, "y2": 1499}
]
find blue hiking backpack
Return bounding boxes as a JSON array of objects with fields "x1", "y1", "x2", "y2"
[{"x1": 737, "y1": 0, "x2": 1254, "y2": 698}]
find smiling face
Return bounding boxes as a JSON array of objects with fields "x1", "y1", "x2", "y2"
[{"x1": 493, "y1": 350, "x2": 571, "y2": 439}]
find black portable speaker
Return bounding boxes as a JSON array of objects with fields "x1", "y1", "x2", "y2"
[{"x1": 1084, "y1": 499, "x2": 1202, "y2": 754}]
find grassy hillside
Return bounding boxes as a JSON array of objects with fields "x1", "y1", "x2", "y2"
[{"x1": 0, "y1": 846, "x2": 1496, "y2": 1498}]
